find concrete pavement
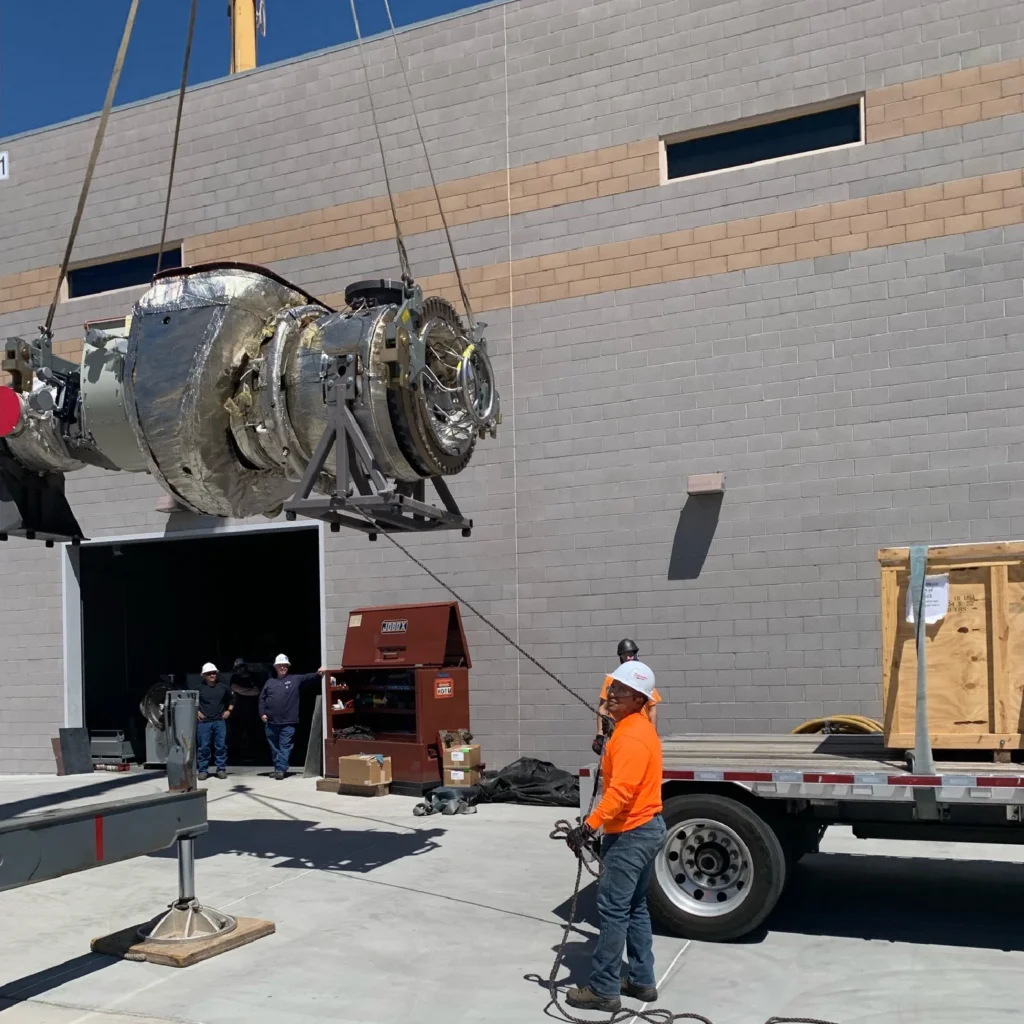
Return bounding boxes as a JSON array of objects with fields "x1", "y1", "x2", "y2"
[{"x1": 0, "y1": 771, "x2": 1022, "y2": 1023}]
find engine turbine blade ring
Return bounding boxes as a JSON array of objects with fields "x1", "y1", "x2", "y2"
[{"x1": 457, "y1": 342, "x2": 497, "y2": 428}]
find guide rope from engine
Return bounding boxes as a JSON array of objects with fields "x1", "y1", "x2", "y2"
[
  {"x1": 350, "y1": 504, "x2": 599, "y2": 716},
  {"x1": 156, "y1": 0, "x2": 199, "y2": 276},
  {"x1": 43, "y1": 0, "x2": 141, "y2": 335},
  {"x1": 352, "y1": 507, "x2": 840, "y2": 1024}
]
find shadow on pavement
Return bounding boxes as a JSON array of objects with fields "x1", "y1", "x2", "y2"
[
  {"x1": 0, "y1": 770, "x2": 160, "y2": 820},
  {"x1": 149, "y1": 817, "x2": 446, "y2": 873},
  {"x1": 0, "y1": 952, "x2": 115, "y2": 1009},
  {"x1": 551, "y1": 851, "x2": 1024, "y2": 952},
  {"x1": 735, "y1": 851, "x2": 1024, "y2": 950}
]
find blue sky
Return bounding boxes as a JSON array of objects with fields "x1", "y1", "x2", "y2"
[{"x1": 0, "y1": 0, "x2": 487, "y2": 138}]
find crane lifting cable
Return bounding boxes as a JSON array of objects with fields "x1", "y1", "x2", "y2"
[
  {"x1": 156, "y1": 0, "x2": 199, "y2": 276},
  {"x1": 1, "y1": 1, "x2": 500, "y2": 545},
  {"x1": 379, "y1": 0, "x2": 478, "y2": 327},
  {"x1": 43, "y1": 0, "x2": 141, "y2": 335}
]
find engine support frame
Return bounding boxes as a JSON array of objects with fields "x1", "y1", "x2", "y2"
[{"x1": 282, "y1": 353, "x2": 473, "y2": 538}]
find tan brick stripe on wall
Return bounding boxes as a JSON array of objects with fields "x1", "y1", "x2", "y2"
[
  {"x1": 0, "y1": 266, "x2": 59, "y2": 316},
  {"x1": 321, "y1": 169, "x2": 1024, "y2": 315},
  {"x1": 7, "y1": 168, "x2": 1023, "y2": 382},
  {"x1": 3, "y1": 60, "x2": 1023, "y2": 321},
  {"x1": 866, "y1": 60, "x2": 1024, "y2": 141},
  {"x1": 188, "y1": 140, "x2": 661, "y2": 265}
]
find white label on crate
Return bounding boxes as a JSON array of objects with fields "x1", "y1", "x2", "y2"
[
  {"x1": 452, "y1": 750, "x2": 465, "y2": 762},
  {"x1": 0, "y1": 152, "x2": 8, "y2": 180},
  {"x1": 381, "y1": 619, "x2": 408, "y2": 634},
  {"x1": 905, "y1": 574, "x2": 949, "y2": 625},
  {"x1": 450, "y1": 769, "x2": 465, "y2": 780},
  {"x1": 349, "y1": 614, "x2": 362, "y2": 627}
]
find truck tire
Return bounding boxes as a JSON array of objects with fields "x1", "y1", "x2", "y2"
[{"x1": 648, "y1": 793, "x2": 787, "y2": 942}]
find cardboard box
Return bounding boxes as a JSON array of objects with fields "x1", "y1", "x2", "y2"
[
  {"x1": 338, "y1": 754, "x2": 392, "y2": 787},
  {"x1": 443, "y1": 766, "x2": 482, "y2": 787},
  {"x1": 441, "y1": 744, "x2": 481, "y2": 770}
]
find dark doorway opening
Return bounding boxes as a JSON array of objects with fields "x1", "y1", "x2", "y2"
[{"x1": 79, "y1": 527, "x2": 321, "y2": 769}]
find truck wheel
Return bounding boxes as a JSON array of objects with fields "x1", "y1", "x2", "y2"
[{"x1": 649, "y1": 793, "x2": 786, "y2": 942}]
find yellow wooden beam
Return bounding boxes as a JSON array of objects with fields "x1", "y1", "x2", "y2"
[{"x1": 230, "y1": 0, "x2": 257, "y2": 74}]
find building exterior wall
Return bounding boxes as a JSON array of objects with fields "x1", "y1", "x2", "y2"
[{"x1": 2, "y1": 0, "x2": 1024, "y2": 772}]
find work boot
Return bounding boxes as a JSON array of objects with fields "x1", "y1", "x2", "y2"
[
  {"x1": 566, "y1": 986, "x2": 621, "y2": 1013},
  {"x1": 622, "y1": 979, "x2": 658, "y2": 1002},
  {"x1": 216, "y1": 770, "x2": 228, "y2": 780},
  {"x1": 198, "y1": 772, "x2": 209, "y2": 781},
  {"x1": 274, "y1": 771, "x2": 285, "y2": 780}
]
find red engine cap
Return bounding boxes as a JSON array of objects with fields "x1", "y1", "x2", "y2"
[{"x1": 0, "y1": 385, "x2": 21, "y2": 438}]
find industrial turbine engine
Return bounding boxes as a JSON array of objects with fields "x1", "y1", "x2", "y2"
[{"x1": 0, "y1": 264, "x2": 500, "y2": 542}]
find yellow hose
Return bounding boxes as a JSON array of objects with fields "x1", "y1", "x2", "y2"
[{"x1": 792, "y1": 714, "x2": 883, "y2": 735}]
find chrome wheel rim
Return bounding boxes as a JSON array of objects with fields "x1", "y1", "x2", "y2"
[{"x1": 655, "y1": 818, "x2": 753, "y2": 918}]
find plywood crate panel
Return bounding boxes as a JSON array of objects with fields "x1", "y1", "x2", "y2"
[{"x1": 878, "y1": 541, "x2": 1024, "y2": 751}]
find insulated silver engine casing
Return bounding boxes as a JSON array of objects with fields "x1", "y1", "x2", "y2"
[
  {"x1": 123, "y1": 266, "x2": 320, "y2": 518},
  {"x1": 123, "y1": 265, "x2": 430, "y2": 519}
]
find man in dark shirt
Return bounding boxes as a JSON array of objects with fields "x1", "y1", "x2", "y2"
[
  {"x1": 259, "y1": 654, "x2": 327, "y2": 779},
  {"x1": 197, "y1": 662, "x2": 234, "y2": 781}
]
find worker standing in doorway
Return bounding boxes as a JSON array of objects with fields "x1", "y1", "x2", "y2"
[
  {"x1": 196, "y1": 662, "x2": 234, "y2": 781},
  {"x1": 566, "y1": 661, "x2": 665, "y2": 1012},
  {"x1": 593, "y1": 639, "x2": 660, "y2": 755},
  {"x1": 259, "y1": 654, "x2": 327, "y2": 780}
]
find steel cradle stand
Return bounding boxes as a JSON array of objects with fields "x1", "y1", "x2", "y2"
[{"x1": 282, "y1": 350, "x2": 473, "y2": 539}]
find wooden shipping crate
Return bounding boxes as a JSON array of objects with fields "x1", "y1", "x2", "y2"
[{"x1": 878, "y1": 541, "x2": 1024, "y2": 751}]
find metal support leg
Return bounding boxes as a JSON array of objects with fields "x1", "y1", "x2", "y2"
[
  {"x1": 908, "y1": 544, "x2": 936, "y2": 777},
  {"x1": 178, "y1": 836, "x2": 196, "y2": 902},
  {"x1": 138, "y1": 836, "x2": 237, "y2": 943}
]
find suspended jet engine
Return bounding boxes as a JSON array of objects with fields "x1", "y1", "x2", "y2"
[{"x1": 0, "y1": 263, "x2": 500, "y2": 542}]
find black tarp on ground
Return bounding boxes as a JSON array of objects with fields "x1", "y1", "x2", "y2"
[{"x1": 465, "y1": 757, "x2": 579, "y2": 807}]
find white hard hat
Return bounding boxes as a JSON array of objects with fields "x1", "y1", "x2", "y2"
[
  {"x1": 274, "y1": 654, "x2": 291, "y2": 667},
  {"x1": 609, "y1": 660, "x2": 656, "y2": 701},
  {"x1": 201, "y1": 662, "x2": 219, "y2": 675}
]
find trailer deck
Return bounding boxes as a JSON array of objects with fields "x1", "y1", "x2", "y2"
[
  {"x1": 580, "y1": 732, "x2": 1024, "y2": 942},
  {"x1": 582, "y1": 733, "x2": 1024, "y2": 805}
]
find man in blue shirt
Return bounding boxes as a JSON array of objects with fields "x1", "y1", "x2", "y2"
[{"x1": 259, "y1": 654, "x2": 327, "y2": 779}]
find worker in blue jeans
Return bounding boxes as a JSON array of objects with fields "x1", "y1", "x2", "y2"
[
  {"x1": 259, "y1": 654, "x2": 328, "y2": 780},
  {"x1": 196, "y1": 662, "x2": 234, "y2": 781},
  {"x1": 564, "y1": 662, "x2": 666, "y2": 1012}
]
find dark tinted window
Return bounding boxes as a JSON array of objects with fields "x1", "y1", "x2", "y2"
[
  {"x1": 665, "y1": 104, "x2": 861, "y2": 181},
  {"x1": 67, "y1": 248, "x2": 182, "y2": 298}
]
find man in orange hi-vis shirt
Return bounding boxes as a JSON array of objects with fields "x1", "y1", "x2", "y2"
[
  {"x1": 565, "y1": 661, "x2": 666, "y2": 1013},
  {"x1": 593, "y1": 638, "x2": 660, "y2": 756}
]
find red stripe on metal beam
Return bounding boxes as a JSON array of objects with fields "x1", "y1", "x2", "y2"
[
  {"x1": 973, "y1": 777, "x2": 1024, "y2": 788},
  {"x1": 663, "y1": 770, "x2": 696, "y2": 781},
  {"x1": 723, "y1": 771, "x2": 774, "y2": 782},
  {"x1": 579, "y1": 768, "x2": 591, "y2": 778},
  {"x1": 802, "y1": 774, "x2": 856, "y2": 784},
  {"x1": 888, "y1": 776, "x2": 942, "y2": 786},
  {"x1": 94, "y1": 816, "x2": 104, "y2": 862}
]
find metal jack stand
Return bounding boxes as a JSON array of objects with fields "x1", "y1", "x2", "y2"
[
  {"x1": 138, "y1": 689, "x2": 236, "y2": 943},
  {"x1": 140, "y1": 836, "x2": 237, "y2": 943},
  {"x1": 282, "y1": 352, "x2": 473, "y2": 537},
  {"x1": 907, "y1": 544, "x2": 940, "y2": 822}
]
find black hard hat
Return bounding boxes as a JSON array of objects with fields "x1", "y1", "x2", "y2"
[{"x1": 617, "y1": 638, "x2": 639, "y2": 657}]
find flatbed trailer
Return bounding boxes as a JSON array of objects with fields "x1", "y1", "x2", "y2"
[{"x1": 579, "y1": 732, "x2": 1024, "y2": 941}]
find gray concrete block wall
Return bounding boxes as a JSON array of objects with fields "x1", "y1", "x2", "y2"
[
  {"x1": 310, "y1": 227, "x2": 1024, "y2": 764},
  {"x1": 2, "y1": 0, "x2": 1024, "y2": 770}
]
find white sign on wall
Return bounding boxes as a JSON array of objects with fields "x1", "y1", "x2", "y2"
[{"x1": 0, "y1": 152, "x2": 8, "y2": 181}]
